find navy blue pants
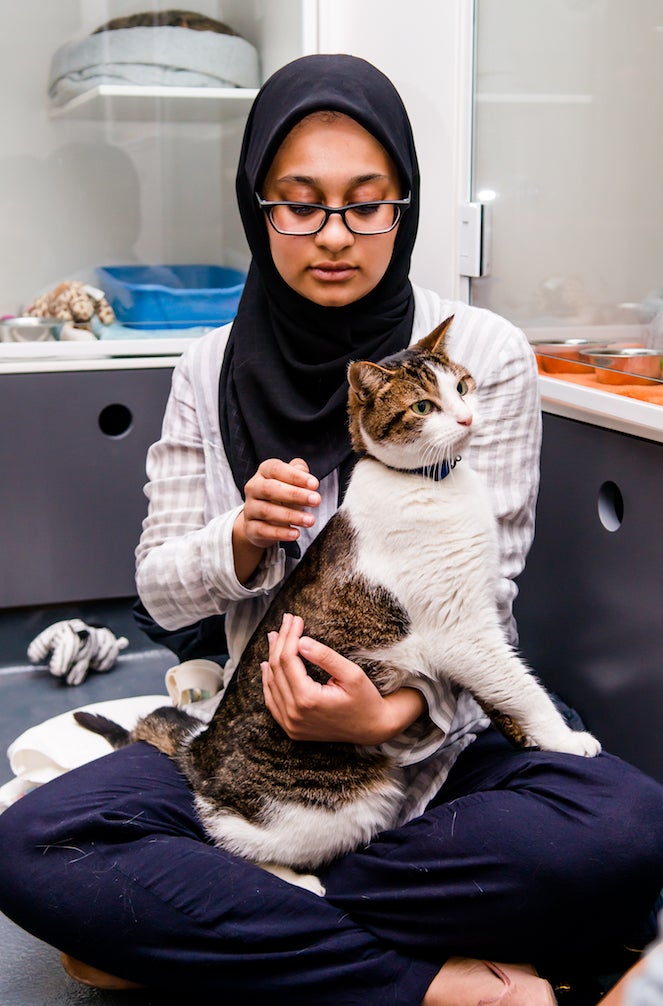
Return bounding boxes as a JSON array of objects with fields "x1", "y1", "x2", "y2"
[{"x1": 1, "y1": 725, "x2": 663, "y2": 1005}]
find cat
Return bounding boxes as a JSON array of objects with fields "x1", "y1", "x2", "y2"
[{"x1": 76, "y1": 317, "x2": 600, "y2": 885}]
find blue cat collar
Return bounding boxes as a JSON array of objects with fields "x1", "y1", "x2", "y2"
[{"x1": 388, "y1": 456, "x2": 461, "y2": 481}]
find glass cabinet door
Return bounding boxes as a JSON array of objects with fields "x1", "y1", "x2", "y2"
[
  {"x1": 0, "y1": 0, "x2": 315, "y2": 358},
  {"x1": 471, "y1": 0, "x2": 663, "y2": 366}
]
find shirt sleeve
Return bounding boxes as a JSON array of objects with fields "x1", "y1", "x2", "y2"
[
  {"x1": 134, "y1": 350, "x2": 286, "y2": 631},
  {"x1": 624, "y1": 937, "x2": 663, "y2": 1006},
  {"x1": 463, "y1": 321, "x2": 542, "y2": 645}
]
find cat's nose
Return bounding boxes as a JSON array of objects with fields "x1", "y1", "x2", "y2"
[{"x1": 457, "y1": 414, "x2": 473, "y2": 427}]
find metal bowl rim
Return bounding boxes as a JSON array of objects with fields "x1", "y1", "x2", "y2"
[
  {"x1": 579, "y1": 347, "x2": 661, "y2": 359},
  {"x1": 0, "y1": 316, "x2": 64, "y2": 327}
]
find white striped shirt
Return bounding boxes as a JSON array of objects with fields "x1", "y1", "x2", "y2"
[{"x1": 135, "y1": 286, "x2": 542, "y2": 822}]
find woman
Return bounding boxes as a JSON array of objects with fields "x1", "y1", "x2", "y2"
[{"x1": 1, "y1": 54, "x2": 663, "y2": 1006}]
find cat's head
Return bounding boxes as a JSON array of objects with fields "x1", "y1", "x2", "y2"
[{"x1": 347, "y1": 316, "x2": 478, "y2": 472}]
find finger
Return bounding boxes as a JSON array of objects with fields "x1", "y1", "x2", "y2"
[
  {"x1": 256, "y1": 458, "x2": 319, "y2": 494},
  {"x1": 48, "y1": 625, "x2": 82, "y2": 678},
  {"x1": 288, "y1": 458, "x2": 310, "y2": 473},
  {"x1": 270, "y1": 614, "x2": 317, "y2": 709},
  {"x1": 261, "y1": 658, "x2": 285, "y2": 722},
  {"x1": 283, "y1": 612, "x2": 305, "y2": 649},
  {"x1": 278, "y1": 614, "x2": 309, "y2": 678},
  {"x1": 266, "y1": 619, "x2": 298, "y2": 708},
  {"x1": 298, "y1": 635, "x2": 361, "y2": 682},
  {"x1": 66, "y1": 651, "x2": 92, "y2": 686},
  {"x1": 269, "y1": 613, "x2": 302, "y2": 676},
  {"x1": 246, "y1": 499, "x2": 317, "y2": 532},
  {"x1": 263, "y1": 619, "x2": 310, "y2": 727},
  {"x1": 27, "y1": 621, "x2": 69, "y2": 662}
]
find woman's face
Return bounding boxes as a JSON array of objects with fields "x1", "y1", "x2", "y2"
[{"x1": 261, "y1": 113, "x2": 403, "y2": 307}]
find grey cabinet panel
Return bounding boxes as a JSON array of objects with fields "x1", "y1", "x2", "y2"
[
  {"x1": 0, "y1": 368, "x2": 173, "y2": 607},
  {"x1": 515, "y1": 414, "x2": 663, "y2": 782}
]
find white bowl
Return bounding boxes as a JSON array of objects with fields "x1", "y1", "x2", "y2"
[{"x1": 0, "y1": 317, "x2": 65, "y2": 343}]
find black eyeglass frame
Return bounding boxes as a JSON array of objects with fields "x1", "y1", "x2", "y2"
[{"x1": 255, "y1": 191, "x2": 411, "y2": 236}]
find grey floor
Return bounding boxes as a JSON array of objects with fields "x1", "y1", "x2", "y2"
[{"x1": 0, "y1": 599, "x2": 178, "y2": 1005}]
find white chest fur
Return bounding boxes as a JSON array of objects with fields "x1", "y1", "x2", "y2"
[{"x1": 341, "y1": 458, "x2": 502, "y2": 684}]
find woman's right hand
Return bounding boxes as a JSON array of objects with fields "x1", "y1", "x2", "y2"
[{"x1": 232, "y1": 458, "x2": 320, "y2": 582}]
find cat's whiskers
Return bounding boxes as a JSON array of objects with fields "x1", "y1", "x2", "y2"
[
  {"x1": 420, "y1": 439, "x2": 456, "y2": 480},
  {"x1": 420, "y1": 445, "x2": 443, "y2": 479}
]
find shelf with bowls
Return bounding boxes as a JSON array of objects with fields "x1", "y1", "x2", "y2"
[{"x1": 532, "y1": 338, "x2": 662, "y2": 386}]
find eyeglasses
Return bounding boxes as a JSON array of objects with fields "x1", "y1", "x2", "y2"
[{"x1": 255, "y1": 192, "x2": 411, "y2": 236}]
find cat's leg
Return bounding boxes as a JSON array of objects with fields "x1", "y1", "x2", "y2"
[
  {"x1": 442, "y1": 636, "x2": 601, "y2": 757},
  {"x1": 260, "y1": 862, "x2": 326, "y2": 895}
]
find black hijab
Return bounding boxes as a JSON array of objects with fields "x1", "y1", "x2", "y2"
[{"x1": 219, "y1": 53, "x2": 420, "y2": 496}]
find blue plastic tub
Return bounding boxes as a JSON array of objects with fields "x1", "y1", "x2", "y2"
[{"x1": 97, "y1": 264, "x2": 246, "y2": 330}]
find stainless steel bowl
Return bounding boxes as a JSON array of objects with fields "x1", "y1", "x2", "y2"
[
  {"x1": 532, "y1": 338, "x2": 607, "y2": 374},
  {"x1": 0, "y1": 317, "x2": 65, "y2": 343},
  {"x1": 579, "y1": 347, "x2": 663, "y2": 384}
]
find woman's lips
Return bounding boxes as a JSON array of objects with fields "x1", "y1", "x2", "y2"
[{"x1": 310, "y1": 262, "x2": 358, "y2": 282}]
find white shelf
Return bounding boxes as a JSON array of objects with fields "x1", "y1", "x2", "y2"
[
  {"x1": 0, "y1": 337, "x2": 194, "y2": 373},
  {"x1": 49, "y1": 84, "x2": 258, "y2": 123},
  {"x1": 538, "y1": 375, "x2": 663, "y2": 444}
]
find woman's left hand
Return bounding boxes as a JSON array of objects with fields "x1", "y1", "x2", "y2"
[{"x1": 261, "y1": 613, "x2": 426, "y2": 744}]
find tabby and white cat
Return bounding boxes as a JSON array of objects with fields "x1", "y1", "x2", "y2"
[{"x1": 76, "y1": 317, "x2": 600, "y2": 879}]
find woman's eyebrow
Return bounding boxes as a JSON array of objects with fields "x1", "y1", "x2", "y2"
[
  {"x1": 274, "y1": 173, "x2": 391, "y2": 187},
  {"x1": 350, "y1": 173, "x2": 391, "y2": 186}
]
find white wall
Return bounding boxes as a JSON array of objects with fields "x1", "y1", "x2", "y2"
[{"x1": 318, "y1": 0, "x2": 472, "y2": 300}]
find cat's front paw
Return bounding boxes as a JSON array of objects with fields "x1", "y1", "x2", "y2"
[{"x1": 554, "y1": 729, "x2": 602, "y2": 758}]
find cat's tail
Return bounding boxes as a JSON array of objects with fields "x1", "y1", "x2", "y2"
[
  {"x1": 73, "y1": 711, "x2": 132, "y2": 748},
  {"x1": 73, "y1": 706, "x2": 203, "y2": 757}
]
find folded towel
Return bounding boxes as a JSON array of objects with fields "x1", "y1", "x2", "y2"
[
  {"x1": 0, "y1": 694, "x2": 168, "y2": 812},
  {"x1": 49, "y1": 25, "x2": 260, "y2": 106}
]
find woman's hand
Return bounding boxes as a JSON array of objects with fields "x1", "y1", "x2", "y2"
[
  {"x1": 232, "y1": 458, "x2": 320, "y2": 583},
  {"x1": 261, "y1": 613, "x2": 427, "y2": 745}
]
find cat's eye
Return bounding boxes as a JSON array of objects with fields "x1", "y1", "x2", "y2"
[
  {"x1": 411, "y1": 400, "x2": 433, "y2": 415},
  {"x1": 456, "y1": 379, "x2": 469, "y2": 396}
]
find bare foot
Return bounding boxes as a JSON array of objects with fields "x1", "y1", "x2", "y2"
[
  {"x1": 422, "y1": 957, "x2": 556, "y2": 1006},
  {"x1": 61, "y1": 953, "x2": 145, "y2": 990}
]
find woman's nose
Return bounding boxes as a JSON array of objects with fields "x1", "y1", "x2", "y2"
[{"x1": 314, "y1": 213, "x2": 355, "y2": 251}]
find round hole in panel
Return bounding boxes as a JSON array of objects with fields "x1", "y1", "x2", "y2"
[
  {"x1": 98, "y1": 403, "x2": 133, "y2": 438},
  {"x1": 597, "y1": 480, "x2": 624, "y2": 532}
]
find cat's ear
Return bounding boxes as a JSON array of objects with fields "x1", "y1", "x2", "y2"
[
  {"x1": 348, "y1": 360, "x2": 392, "y2": 401},
  {"x1": 415, "y1": 316, "x2": 455, "y2": 356}
]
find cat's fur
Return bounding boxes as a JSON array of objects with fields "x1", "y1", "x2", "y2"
[{"x1": 76, "y1": 318, "x2": 600, "y2": 878}]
